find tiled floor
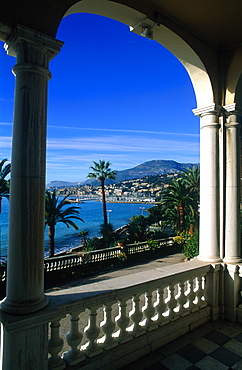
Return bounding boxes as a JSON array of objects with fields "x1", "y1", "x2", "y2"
[{"x1": 124, "y1": 320, "x2": 242, "y2": 370}]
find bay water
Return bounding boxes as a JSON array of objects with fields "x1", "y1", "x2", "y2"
[{"x1": 0, "y1": 198, "x2": 153, "y2": 259}]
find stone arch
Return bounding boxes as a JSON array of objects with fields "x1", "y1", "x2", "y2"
[
  {"x1": 225, "y1": 47, "x2": 242, "y2": 106},
  {"x1": 63, "y1": 0, "x2": 214, "y2": 109}
]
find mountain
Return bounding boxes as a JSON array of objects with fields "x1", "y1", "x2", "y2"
[
  {"x1": 46, "y1": 180, "x2": 80, "y2": 189},
  {"x1": 114, "y1": 160, "x2": 196, "y2": 182},
  {"x1": 83, "y1": 160, "x2": 198, "y2": 186},
  {"x1": 47, "y1": 160, "x2": 198, "y2": 188}
]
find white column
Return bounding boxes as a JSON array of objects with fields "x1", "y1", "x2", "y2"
[
  {"x1": 0, "y1": 25, "x2": 63, "y2": 314},
  {"x1": 193, "y1": 105, "x2": 222, "y2": 262},
  {"x1": 223, "y1": 104, "x2": 242, "y2": 263}
]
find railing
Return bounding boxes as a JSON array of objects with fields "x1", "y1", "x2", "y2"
[
  {"x1": 45, "y1": 260, "x2": 214, "y2": 369},
  {"x1": 44, "y1": 237, "x2": 174, "y2": 273}
]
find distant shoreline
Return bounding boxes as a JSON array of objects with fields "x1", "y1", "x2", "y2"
[{"x1": 106, "y1": 201, "x2": 157, "y2": 205}]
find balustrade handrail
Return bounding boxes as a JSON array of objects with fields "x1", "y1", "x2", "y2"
[
  {"x1": 2, "y1": 260, "x2": 213, "y2": 333},
  {"x1": 44, "y1": 237, "x2": 175, "y2": 273},
  {"x1": 1, "y1": 260, "x2": 220, "y2": 370}
]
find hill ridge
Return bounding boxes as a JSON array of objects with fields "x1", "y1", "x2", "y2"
[{"x1": 47, "y1": 159, "x2": 198, "y2": 188}]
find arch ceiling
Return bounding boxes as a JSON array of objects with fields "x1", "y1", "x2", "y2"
[{"x1": 0, "y1": 0, "x2": 242, "y2": 106}]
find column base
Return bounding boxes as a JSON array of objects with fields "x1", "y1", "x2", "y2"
[
  {"x1": 223, "y1": 256, "x2": 242, "y2": 264},
  {"x1": 0, "y1": 295, "x2": 49, "y2": 315},
  {"x1": 197, "y1": 255, "x2": 222, "y2": 263}
]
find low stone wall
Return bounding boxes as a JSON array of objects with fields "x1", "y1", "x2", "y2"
[{"x1": 44, "y1": 238, "x2": 177, "y2": 289}]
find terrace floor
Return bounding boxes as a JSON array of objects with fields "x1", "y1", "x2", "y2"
[{"x1": 124, "y1": 320, "x2": 242, "y2": 370}]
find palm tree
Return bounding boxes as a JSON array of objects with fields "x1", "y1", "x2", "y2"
[
  {"x1": 181, "y1": 166, "x2": 200, "y2": 228},
  {"x1": 127, "y1": 215, "x2": 149, "y2": 243},
  {"x1": 161, "y1": 178, "x2": 194, "y2": 233},
  {"x1": 87, "y1": 160, "x2": 116, "y2": 226},
  {"x1": 79, "y1": 230, "x2": 90, "y2": 250},
  {"x1": 0, "y1": 159, "x2": 11, "y2": 214},
  {"x1": 45, "y1": 189, "x2": 84, "y2": 257}
]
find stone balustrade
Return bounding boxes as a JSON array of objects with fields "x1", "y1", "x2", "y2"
[
  {"x1": 45, "y1": 260, "x2": 214, "y2": 369},
  {"x1": 44, "y1": 237, "x2": 174, "y2": 273},
  {"x1": 3, "y1": 260, "x2": 242, "y2": 369}
]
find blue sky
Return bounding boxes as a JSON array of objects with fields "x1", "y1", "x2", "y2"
[{"x1": 0, "y1": 13, "x2": 199, "y2": 184}]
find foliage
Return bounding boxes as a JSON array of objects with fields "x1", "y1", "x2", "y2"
[
  {"x1": 149, "y1": 228, "x2": 168, "y2": 240},
  {"x1": 126, "y1": 215, "x2": 149, "y2": 243},
  {"x1": 117, "y1": 251, "x2": 127, "y2": 261},
  {"x1": 45, "y1": 189, "x2": 84, "y2": 257},
  {"x1": 182, "y1": 230, "x2": 199, "y2": 259},
  {"x1": 173, "y1": 235, "x2": 185, "y2": 245},
  {"x1": 147, "y1": 239, "x2": 159, "y2": 251},
  {"x1": 147, "y1": 204, "x2": 164, "y2": 224},
  {"x1": 99, "y1": 222, "x2": 116, "y2": 246},
  {"x1": 0, "y1": 159, "x2": 11, "y2": 214},
  {"x1": 87, "y1": 160, "x2": 116, "y2": 227},
  {"x1": 181, "y1": 166, "x2": 200, "y2": 228},
  {"x1": 85, "y1": 237, "x2": 103, "y2": 251},
  {"x1": 161, "y1": 177, "x2": 194, "y2": 233},
  {"x1": 79, "y1": 230, "x2": 90, "y2": 250}
]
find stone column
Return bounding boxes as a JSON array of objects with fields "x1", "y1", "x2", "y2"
[
  {"x1": 0, "y1": 25, "x2": 63, "y2": 314},
  {"x1": 223, "y1": 104, "x2": 242, "y2": 263},
  {"x1": 193, "y1": 104, "x2": 222, "y2": 262}
]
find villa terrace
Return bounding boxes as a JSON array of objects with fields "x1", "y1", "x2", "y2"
[{"x1": 1, "y1": 0, "x2": 242, "y2": 368}]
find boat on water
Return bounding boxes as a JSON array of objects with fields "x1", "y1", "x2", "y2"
[{"x1": 68, "y1": 198, "x2": 83, "y2": 203}]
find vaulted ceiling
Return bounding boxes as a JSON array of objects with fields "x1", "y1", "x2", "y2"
[{"x1": 0, "y1": 0, "x2": 241, "y2": 51}]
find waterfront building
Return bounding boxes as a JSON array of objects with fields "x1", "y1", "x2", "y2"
[{"x1": 0, "y1": 1, "x2": 242, "y2": 369}]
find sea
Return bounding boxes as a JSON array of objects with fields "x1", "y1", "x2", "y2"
[{"x1": 0, "y1": 197, "x2": 153, "y2": 259}]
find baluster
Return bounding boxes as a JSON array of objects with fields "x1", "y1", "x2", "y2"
[
  {"x1": 142, "y1": 289, "x2": 158, "y2": 331},
  {"x1": 195, "y1": 275, "x2": 206, "y2": 308},
  {"x1": 129, "y1": 294, "x2": 145, "y2": 336},
  {"x1": 186, "y1": 278, "x2": 196, "y2": 312},
  {"x1": 165, "y1": 283, "x2": 178, "y2": 321},
  {"x1": 154, "y1": 287, "x2": 169, "y2": 326},
  {"x1": 99, "y1": 302, "x2": 118, "y2": 349},
  {"x1": 48, "y1": 319, "x2": 66, "y2": 370},
  {"x1": 177, "y1": 280, "x2": 189, "y2": 317},
  {"x1": 115, "y1": 298, "x2": 132, "y2": 343},
  {"x1": 84, "y1": 306, "x2": 103, "y2": 357},
  {"x1": 63, "y1": 312, "x2": 85, "y2": 366}
]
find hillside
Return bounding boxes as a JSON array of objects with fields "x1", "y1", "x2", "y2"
[
  {"x1": 114, "y1": 160, "x2": 196, "y2": 182},
  {"x1": 47, "y1": 160, "x2": 198, "y2": 188}
]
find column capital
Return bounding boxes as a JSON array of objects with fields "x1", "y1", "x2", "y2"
[
  {"x1": 223, "y1": 103, "x2": 242, "y2": 117},
  {"x1": 192, "y1": 104, "x2": 222, "y2": 118},
  {"x1": 4, "y1": 24, "x2": 63, "y2": 61}
]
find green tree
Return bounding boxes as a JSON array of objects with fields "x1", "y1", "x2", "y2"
[
  {"x1": 161, "y1": 178, "x2": 194, "y2": 233},
  {"x1": 181, "y1": 166, "x2": 200, "y2": 228},
  {"x1": 87, "y1": 160, "x2": 116, "y2": 226},
  {"x1": 45, "y1": 189, "x2": 84, "y2": 257},
  {"x1": 99, "y1": 222, "x2": 115, "y2": 247},
  {"x1": 79, "y1": 230, "x2": 90, "y2": 250},
  {"x1": 0, "y1": 159, "x2": 11, "y2": 214},
  {"x1": 127, "y1": 215, "x2": 149, "y2": 243}
]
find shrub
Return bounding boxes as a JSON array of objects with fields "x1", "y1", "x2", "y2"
[
  {"x1": 182, "y1": 230, "x2": 199, "y2": 259},
  {"x1": 173, "y1": 235, "x2": 185, "y2": 245},
  {"x1": 147, "y1": 239, "x2": 159, "y2": 251},
  {"x1": 117, "y1": 252, "x2": 127, "y2": 262}
]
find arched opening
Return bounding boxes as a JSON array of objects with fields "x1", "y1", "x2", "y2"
[
  {"x1": 48, "y1": 12, "x2": 200, "y2": 182},
  {"x1": 37, "y1": 11, "x2": 200, "y2": 252}
]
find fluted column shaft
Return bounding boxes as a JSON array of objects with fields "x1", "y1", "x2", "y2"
[
  {"x1": 223, "y1": 104, "x2": 242, "y2": 263},
  {"x1": 193, "y1": 105, "x2": 222, "y2": 262},
  {"x1": 1, "y1": 25, "x2": 63, "y2": 314}
]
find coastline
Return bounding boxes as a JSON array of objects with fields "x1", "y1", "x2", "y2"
[{"x1": 0, "y1": 200, "x2": 154, "y2": 259}]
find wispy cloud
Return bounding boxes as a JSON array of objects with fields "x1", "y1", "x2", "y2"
[
  {"x1": 0, "y1": 136, "x2": 12, "y2": 148},
  {"x1": 47, "y1": 135, "x2": 199, "y2": 154},
  {"x1": 48, "y1": 125, "x2": 199, "y2": 137},
  {"x1": 0, "y1": 122, "x2": 13, "y2": 126}
]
